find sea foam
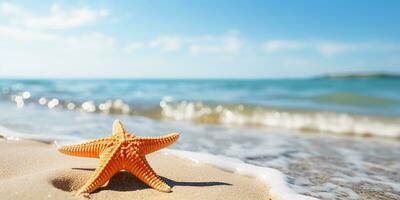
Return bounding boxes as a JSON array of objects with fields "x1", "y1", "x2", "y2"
[{"x1": 162, "y1": 149, "x2": 318, "y2": 200}]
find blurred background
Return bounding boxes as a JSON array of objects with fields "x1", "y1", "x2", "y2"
[{"x1": 0, "y1": 1, "x2": 400, "y2": 199}]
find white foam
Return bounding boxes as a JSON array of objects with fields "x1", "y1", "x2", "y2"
[
  {"x1": 162, "y1": 149, "x2": 318, "y2": 200},
  {"x1": 159, "y1": 100, "x2": 400, "y2": 138},
  {"x1": 0, "y1": 126, "x2": 83, "y2": 144}
]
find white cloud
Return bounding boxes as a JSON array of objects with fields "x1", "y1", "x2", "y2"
[
  {"x1": 315, "y1": 41, "x2": 360, "y2": 56},
  {"x1": 65, "y1": 32, "x2": 114, "y2": 49},
  {"x1": 262, "y1": 39, "x2": 400, "y2": 56},
  {"x1": 149, "y1": 36, "x2": 181, "y2": 52},
  {"x1": 263, "y1": 40, "x2": 304, "y2": 53},
  {"x1": 146, "y1": 31, "x2": 243, "y2": 55},
  {"x1": 0, "y1": 25, "x2": 57, "y2": 41},
  {"x1": 0, "y1": 25, "x2": 114, "y2": 49},
  {"x1": 0, "y1": 2, "x2": 24, "y2": 16},
  {"x1": 0, "y1": 2, "x2": 113, "y2": 50},
  {"x1": 126, "y1": 42, "x2": 145, "y2": 52},
  {"x1": 0, "y1": 2, "x2": 108, "y2": 30},
  {"x1": 315, "y1": 41, "x2": 400, "y2": 56},
  {"x1": 188, "y1": 34, "x2": 242, "y2": 55},
  {"x1": 225, "y1": 36, "x2": 242, "y2": 52}
]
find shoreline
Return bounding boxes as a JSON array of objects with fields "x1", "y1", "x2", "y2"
[
  {"x1": 0, "y1": 134, "x2": 320, "y2": 200},
  {"x1": 162, "y1": 149, "x2": 317, "y2": 200},
  {"x1": 2, "y1": 117, "x2": 400, "y2": 199}
]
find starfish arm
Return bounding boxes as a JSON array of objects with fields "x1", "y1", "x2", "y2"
[
  {"x1": 125, "y1": 154, "x2": 172, "y2": 192},
  {"x1": 136, "y1": 133, "x2": 180, "y2": 155},
  {"x1": 78, "y1": 145, "x2": 122, "y2": 194},
  {"x1": 112, "y1": 119, "x2": 128, "y2": 140},
  {"x1": 58, "y1": 137, "x2": 114, "y2": 158}
]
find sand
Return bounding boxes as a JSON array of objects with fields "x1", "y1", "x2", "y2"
[{"x1": 0, "y1": 139, "x2": 269, "y2": 200}]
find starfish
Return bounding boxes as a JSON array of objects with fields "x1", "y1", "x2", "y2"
[{"x1": 57, "y1": 120, "x2": 180, "y2": 195}]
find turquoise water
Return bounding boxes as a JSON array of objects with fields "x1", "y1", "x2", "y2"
[
  {"x1": 0, "y1": 78, "x2": 400, "y2": 199},
  {"x1": 1, "y1": 78, "x2": 400, "y2": 115},
  {"x1": 0, "y1": 78, "x2": 399, "y2": 137}
]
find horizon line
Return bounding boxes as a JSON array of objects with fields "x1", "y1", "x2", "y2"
[{"x1": 0, "y1": 71, "x2": 399, "y2": 80}]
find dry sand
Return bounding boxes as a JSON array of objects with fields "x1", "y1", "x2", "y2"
[{"x1": 0, "y1": 139, "x2": 269, "y2": 200}]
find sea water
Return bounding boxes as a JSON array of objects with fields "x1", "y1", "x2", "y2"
[{"x1": 0, "y1": 78, "x2": 399, "y2": 199}]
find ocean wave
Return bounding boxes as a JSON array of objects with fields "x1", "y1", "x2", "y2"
[
  {"x1": 158, "y1": 99, "x2": 400, "y2": 138},
  {"x1": 3, "y1": 91, "x2": 400, "y2": 139}
]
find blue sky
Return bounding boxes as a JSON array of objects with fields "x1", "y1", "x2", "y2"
[{"x1": 0, "y1": 0, "x2": 399, "y2": 78}]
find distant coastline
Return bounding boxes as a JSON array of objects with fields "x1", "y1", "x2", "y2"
[{"x1": 315, "y1": 72, "x2": 400, "y2": 80}]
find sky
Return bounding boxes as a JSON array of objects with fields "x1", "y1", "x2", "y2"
[{"x1": 0, "y1": 0, "x2": 399, "y2": 79}]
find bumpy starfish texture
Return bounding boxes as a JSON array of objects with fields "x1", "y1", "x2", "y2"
[{"x1": 58, "y1": 120, "x2": 179, "y2": 195}]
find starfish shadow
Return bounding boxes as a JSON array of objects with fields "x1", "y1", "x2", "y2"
[
  {"x1": 71, "y1": 167, "x2": 95, "y2": 171},
  {"x1": 71, "y1": 168, "x2": 232, "y2": 193},
  {"x1": 161, "y1": 176, "x2": 232, "y2": 187}
]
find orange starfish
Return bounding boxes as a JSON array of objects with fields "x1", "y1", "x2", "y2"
[{"x1": 57, "y1": 120, "x2": 179, "y2": 195}]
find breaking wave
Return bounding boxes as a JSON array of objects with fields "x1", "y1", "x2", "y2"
[
  {"x1": 158, "y1": 99, "x2": 400, "y2": 138},
  {"x1": 4, "y1": 92, "x2": 400, "y2": 139}
]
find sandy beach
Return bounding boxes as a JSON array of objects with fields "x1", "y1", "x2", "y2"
[{"x1": 0, "y1": 138, "x2": 269, "y2": 200}]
